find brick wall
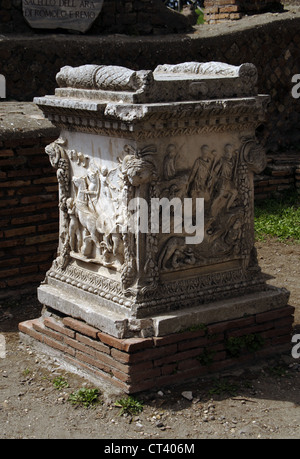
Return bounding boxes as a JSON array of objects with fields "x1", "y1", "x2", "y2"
[
  {"x1": 1, "y1": 15, "x2": 300, "y2": 151},
  {"x1": 204, "y1": 0, "x2": 283, "y2": 23},
  {"x1": 254, "y1": 152, "x2": 300, "y2": 199},
  {"x1": 0, "y1": 134, "x2": 58, "y2": 298}
]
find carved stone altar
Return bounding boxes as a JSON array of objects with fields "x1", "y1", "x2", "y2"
[{"x1": 19, "y1": 62, "x2": 293, "y2": 393}]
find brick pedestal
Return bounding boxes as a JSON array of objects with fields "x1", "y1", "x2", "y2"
[{"x1": 19, "y1": 303, "x2": 294, "y2": 394}]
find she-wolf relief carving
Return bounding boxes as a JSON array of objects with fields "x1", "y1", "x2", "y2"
[{"x1": 156, "y1": 137, "x2": 265, "y2": 273}]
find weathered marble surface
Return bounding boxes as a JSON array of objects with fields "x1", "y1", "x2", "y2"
[{"x1": 34, "y1": 62, "x2": 288, "y2": 338}]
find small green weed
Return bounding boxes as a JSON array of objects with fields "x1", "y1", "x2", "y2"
[
  {"x1": 197, "y1": 347, "x2": 216, "y2": 366},
  {"x1": 208, "y1": 378, "x2": 239, "y2": 397},
  {"x1": 225, "y1": 333, "x2": 264, "y2": 358},
  {"x1": 195, "y1": 8, "x2": 205, "y2": 24},
  {"x1": 114, "y1": 396, "x2": 144, "y2": 417},
  {"x1": 52, "y1": 376, "x2": 69, "y2": 390},
  {"x1": 266, "y1": 364, "x2": 291, "y2": 378},
  {"x1": 22, "y1": 368, "x2": 32, "y2": 377},
  {"x1": 68, "y1": 387, "x2": 100, "y2": 408}
]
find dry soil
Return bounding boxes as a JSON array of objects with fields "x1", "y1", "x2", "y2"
[{"x1": 0, "y1": 238, "x2": 299, "y2": 440}]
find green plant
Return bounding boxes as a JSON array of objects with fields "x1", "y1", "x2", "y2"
[
  {"x1": 52, "y1": 376, "x2": 69, "y2": 390},
  {"x1": 195, "y1": 8, "x2": 205, "y2": 24},
  {"x1": 254, "y1": 190, "x2": 300, "y2": 241},
  {"x1": 266, "y1": 364, "x2": 291, "y2": 378},
  {"x1": 68, "y1": 387, "x2": 100, "y2": 408},
  {"x1": 180, "y1": 323, "x2": 208, "y2": 334},
  {"x1": 225, "y1": 333, "x2": 264, "y2": 358},
  {"x1": 197, "y1": 347, "x2": 215, "y2": 366},
  {"x1": 114, "y1": 396, "x2": 144, "y2": 416},
  {"x1": 208, "y1": 378, "x2": 239, "y2": 396},
  {"x1": 22, "y1": 368, "x2": 32, "y2": 377}
]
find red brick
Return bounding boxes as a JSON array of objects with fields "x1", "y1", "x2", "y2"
[
  {"x1": 76, "y1": 350, "x2": 113, "y2": 374},
  {"x1": 0, "y1": 149, "x2": 14, "y2": 157},
  {"x1": 256, "y1": 306, "x2": 294, "y2": 323},
  {"x1": 178, "y1": 336, "x2": 209, "y2": 352},
  {"x1": 44, "y1": 335, "x2": 75, "y2": 355},
  {"x1": 178, "y1": 358, "x2": 201, "y2": 371},
  {"x1": 33, "y1": 319, "x2": 64, "y2": 342},
  {"x1": 76, "y1": 333, "x2": 110, "y2": 354},
  {"x1": 64, "y1": 336, "x2": 97, "y2": 357},
  {"x1": 19, "y1": 319, "x2": 43, "y2": 342},
  {"x1": 37, "y1": 222, "x2": 58, "y2": 232},
  {"x1": 0, "y1": 257, "x2": 21, "y2": 268},
  {"x1": 44, "y1": 317, "x2": 75, "y2": 338},
  {"x1": 227, "y1": 322, "x2": 273, "y2": 338},
  {"x1": 4, "y1": 226, "x2": 36, "y2": 238},
  {"x1": 97, "y1": 331, "x2": 153, "y2": 352},
  {"x1": 0, "y1": 267, "x2": 20, "y2": 279},
  {"x1": 153, "y1": 328, "x2": 206, "y2": 347},
  {"x1": 271, "y1": 334, "x2": 292, "y2": 345},
  {"x1": 62, "y1": 317, "x2": 99, "y2": 339},
  {"x1": 11, "y1": 214, "x2": 48, "y2": 225},
  {"x1": 25, "y1": 233, "x2": 59, "y2": 245},
  {"x1": 33, "y1": 176, "x2": 58, "y2": 185},
  {"x1": 154, "y1": 346, "x2": 201, "y2": 367},
  {"x1": 113, "y1": 343, "x2": 178, "y2": 365},
  {"x1": 6, "y1": 273, "x2": 44, "y2": 287},
  {"x1": 208, "y1": 316, "x2": 255, "y2": 335},
  {"x1": 1, "y1": 180, "x2": 31, "y2": 188},
  {"x1": 19, "y1": 265, "x2": 38, "y2": 275}
]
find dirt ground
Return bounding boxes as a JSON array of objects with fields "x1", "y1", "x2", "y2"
[{"x1": 0, "y1": 238, "x2": 299, "y2": 440}]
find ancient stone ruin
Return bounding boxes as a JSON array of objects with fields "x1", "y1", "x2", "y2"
[{"x1": 19, "y1": 62, "x2": 294, "y2": 394}]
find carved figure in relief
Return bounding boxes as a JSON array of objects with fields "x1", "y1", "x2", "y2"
[
  {"x1": 163, "y1": 144, "x2": 178, "y2": 180},
  {"x1": 69, "y1": 149, "x2": 89, "y2": 167},
  {"x1": 45, "y1": 138, "x2": 69, "y2": 208},
  {"x1": 187, "y1": 145, "x2": 217, "y2": 203},
  {"x1": 67, "y1": 197, "x2": 82, "y2": 253},
  {"x1": 72, "y1": 176, "x2": 100, "y2": 250},
  {"x1": 210, "y1": 144, "x2": 239, "y2": 218},
  {"x1": 158, "y1": 236, "x2": 195, "y2": 271},
  {"x1": 85, "y1": 168, "x2": 100, "y2": 213}
]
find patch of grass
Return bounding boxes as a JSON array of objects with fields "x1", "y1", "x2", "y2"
[
  {"x1": 225, "y1": 334, "x2": 264, "y2": 358},
  {"x1": 208, "y1": 378, "x2": 239, "y2": 397},
  {"x1": 68, "y1": 387, "x2": 101, "y2": 408},
  {"x1": 197, "y1": 347, "x2": 216, "y2": 366},
  {"x1": 266, "y1": 364, "x2": 291, "y2": 378},
  {"x1": 254, "y1": 190, "x2": 300, "y2": 242},
  {"x1": 52, "y1": 376, "x2": 69, "y2": 390},
  {"x1": 114, "y1": 396, "x2": 144, "y2": 417}
]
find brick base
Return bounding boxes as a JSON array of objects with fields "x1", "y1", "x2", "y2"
[{"x1": 19, "y1": 304, "x2": 295, "y2": 394}]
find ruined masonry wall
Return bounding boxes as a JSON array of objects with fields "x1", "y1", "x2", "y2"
[
  {"x1": 0, "y1": 134, "x2": 59, "y2": 296},
  {"x1": 204, "y1": 0, "x2": 284, "y2": 24}
]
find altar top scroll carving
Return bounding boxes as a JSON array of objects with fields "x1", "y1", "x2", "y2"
[{"x1": 38, "y1": 61, "x2": 261, "y2": 107}]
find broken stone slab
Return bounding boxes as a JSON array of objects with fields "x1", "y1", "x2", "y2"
[{"x1": 22, "y1": 0, "x2": 104, "y2": 33}]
